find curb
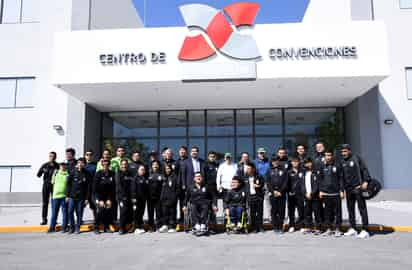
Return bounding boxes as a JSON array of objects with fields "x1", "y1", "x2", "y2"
[{"x1": 1, "y1": 224, "x2": 412, "y2": 233}]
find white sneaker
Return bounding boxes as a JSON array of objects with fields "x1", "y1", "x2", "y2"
[
  {"x1": 288, "y1": 227, "x2": 295, "y2": 233},
  {"x1": 168, "y1": 228, "x2": 176, "y2": 233},
  {"x1": 200, "y1": 224, "x2": 207, "y2": 232},
  {"x1": 159, "y1": 225, "x2": 168, "y2": 233},
  {"x1": 344, "y1": 228, "x2": 358, "y2": 237},
  {"x1": 357, "y1": 230, "x2": 370, "y2": 239},
  {"x1": 134, "y1": 228, "x2": 145, "y2": 235},
  {"x1": 194, "y1": 224, "x2": 201, "y2": 232},
  {"x1": 299, "y1": 228, "x2": 305, "y2": 233}
]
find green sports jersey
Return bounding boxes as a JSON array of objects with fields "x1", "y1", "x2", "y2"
[{"x1": 51, "y1": 170, "x2": 69, "y2": 199}]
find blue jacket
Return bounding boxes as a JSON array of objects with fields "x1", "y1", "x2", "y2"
[{"x1": 254, "y1": 158, "x2": 270, "y2": 181}]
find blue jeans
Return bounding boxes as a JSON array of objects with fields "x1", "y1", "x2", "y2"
[
  {"x1": 68, "y1": 198, "x2": 83, "y2": 231},
  {"x1": 229, "y1": 206, "x2": 244, "y2": 224},
  {"x1": 49, "y1": 198, "x2": 68, "y2": 232}
]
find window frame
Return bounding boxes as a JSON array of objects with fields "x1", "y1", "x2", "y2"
[
  {"x1": 0, "y1": 0, "x2": 40, "y2": 24},
  {"x1": 0, "y1": 77, "x2": 35, "y2": 109},
  {"x1": 0, "y1": 165, "x2": 31, "y2": 192},
  {"x1": 406, "y1": 67, "x2": 412, "y2": 99},
  {"x1": 400, "y1": 0, "x2": 412, "y2": 9}
]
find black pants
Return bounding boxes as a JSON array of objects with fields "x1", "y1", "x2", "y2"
[
  {"x1": 162, "y1": 202, "x2": 177, "y2": 228},
  {"x1": 147, "y1": 198, "x2": 162, "y2": 229},
  {"x1": 118, "y1": 200, "x2": 131, "y2": 231},
  {"x1": 304, "y1": 199, "x2": 321, "y2": 228},
  {"x1": 134, "y1": 198, "x2": 146, "y2": 229},
  {"x1": 288, "y1": 194, "x2": 304, "y2": 228},
  {"x1": 270, "y1": 195, "x2": 286, "y2": 230},
  {"x1": 96, "y1": 204, "x2": 113, "y2": 228},
  {"x1": 112, "y1": 199, "x2": 118, "y2": 223},
  {"x1": 177, "y1": 189, "x2": 186, "y2": 223},
  {"x1": 41, "y1": 182, "x2": 53, "y2": 222},
  {"x1": 87, "y1": 194, "x2": 97, "y2": 222},
  {"x1": 346, "y1": 189, "x2": 369, "y2": 230},
  {"x1": 206, "y1": 184, "x2": 218, "y2": 224},
  {"x1": 323, "y1": 195, "x2": 342, "y2": 229},
  {"x1": 191, "y1": 203, "x2": 209, "y2": 225},
  {"x1": 249, "y1": 198, "x2": 263, "y2": 230}
]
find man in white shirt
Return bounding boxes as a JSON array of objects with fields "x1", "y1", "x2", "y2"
[{"x1": 216, "y1": 153, "x2": 238, "y2": 197}]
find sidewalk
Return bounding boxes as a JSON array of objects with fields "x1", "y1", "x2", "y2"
[{"x1": 1, "y1": 200, "x2": 412, "y2": 232}]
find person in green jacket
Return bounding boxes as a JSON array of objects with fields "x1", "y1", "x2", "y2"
[
  {"x1": 110, "y1": 147, "x2": 131, "y2": 173},
  {"x1": 48, "y1": 162, "x2": 69, "y2": 233}
]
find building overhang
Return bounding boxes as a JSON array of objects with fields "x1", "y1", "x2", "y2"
[{"x1": 52, "y1": 21, "x2": 390, "y2": 111}]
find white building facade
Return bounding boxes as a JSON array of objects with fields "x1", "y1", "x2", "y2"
[{"x1": 0, "y1": 0, "x2": 411, "y2": 202}]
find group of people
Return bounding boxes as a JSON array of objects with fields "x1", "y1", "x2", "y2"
[{"x1": 37, "y1": 141, "x2": 372, "y2": 238}]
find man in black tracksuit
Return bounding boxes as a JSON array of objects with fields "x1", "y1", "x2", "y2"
[
  {"x1": 84, "y1": 150, "x2": 97, "y2": 222},
  {"x1": 276, "y1": 147, "x2": 291, "y2": 171},
  {"x1": 287, "y1": 156, "x2": 305, "y2": 232},
  {"x1": 302, "y1": 158, "x2": 322, "y2": 234},
  {"x1": 175, "y1": 146, "x2": 188, "y2": 224},
  {"x1": 267, "y1": 156, "x2": 288, "y2": 233},
  {"x1": 147, "y1": 161, "x2": 163, "y2": 231},
  {"x1": 244, "y1": 162, "x2": 264, "y2": 233},
  {"x1": 183, "y1": 172, "x2": 218, "y2": 233},
  {"x1": 224, "y1": 177, "x2": 247, "y2": 229},
  {"x1": 93, "y1": 159, "x2": 116, "y2": 234},
  {"x1": 132, "y1": 165, "x2": 149, "y2": 234},
  {"x1": 340, "y1": 144, "x2": 371, "y2": 238},
  {"x1": 66, "y1": 158, "x2": 91, "y2": 234},
  {"x1": 296, "y1": 144, "x2": 308, "y2": 170},
  {"x1": 129, "y1": 151, "x2": 148, "y2": 177},
  {"x1": 37, "y1": 151, "x2": 59, "y2": 225},
  {"x1": 115, "y1": 160, "x2": 134, "y2": 235},
  {"x1": 203, "y1": 151, "x2": 219, "y2": 226},
  {"x1": 319, "y1": 150, "x2": 344, "y2": 236},
  {"x1": 313, "y1": 142, "x2": 326, "y2": 224},
  {"x1": 160, "y1": 164, "x2": 180, "y2": 232}
]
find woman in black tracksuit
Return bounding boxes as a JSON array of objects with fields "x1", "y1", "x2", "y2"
[
  {"x1": 132, "y1": 165, "x2": 149, "y2": 234},
  {"x1": 159, "y1": 164, "x2": 180, "y2": 232},
  {"x1": 115, "y1": 160, "x2": 134, "y2": 234},
  {"x1": 147, "y1": 160, "x2": 163, "y2": 231}
]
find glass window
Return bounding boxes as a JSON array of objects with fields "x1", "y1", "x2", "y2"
[
  {"x1": 255, "y1": 109, "x2": 282, "y2": 135},
  {"x1": 207, "y1": 110, "x2": 234, "y2": 136},
  {"x1": 0, "y1": 79, "x2": 16, "y2": 108},
  {"x1": 108, "y1": 112, "x2": 158, "y2": 138},
  {"x1": 0, "y1": 167, "x2": 11, "y2": 192},
  {"x1": 160, "y1": 111, "x2": 186, "y2": 137},
  {"x1": 207, "y1": 137, "x2": 235, "y2": 162},
  {"x1": 236, "y1": 110, "x2": 253, "y2": 135},
  {"x1": 285, "y1": 108, "x2": 339, "y2": 136},
  {"x1": 400, "y1": 0, "x2": 412, "y2": 9},
  {"x1": 188, "y1": 111, "x2": 204, "y2": 136},
  {"x1": 407, "y1": 68, "x2": 412, "y2": 99},
  {"x1": 236, "y1": 137, "x2": 253, "y2": 162},
  {"x1": 10, "y1": 167, "x2": 33, "y2": 192},
  {"x1": 2, "y1": 0, "x2": 21, "y2": 23},
  {"x1": 255, "y1": 137, "x2": 283, "y2": 157},
  {"x1": 21, "y1": 0, "x2": 39, "y2": 22},
  {"x1": 15, "y1": 78, "x2": 34, "y2": 107},
  {"x1": 160, "y1": 138, "x2": 186, "y2": 159}
]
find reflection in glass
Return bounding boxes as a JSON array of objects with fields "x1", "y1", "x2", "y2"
[
  {"x1": 160, "y1": 111, "x2": 186, "y2": 137},
  {"x1": 207, "y1": 110, "x2": 234, "y2": 136},
  {"x1": 236, "y1": 110, "x2": 253, "y2": 136},
  {"x1": 106, "y1": 112, "x2": 158, "y2": 138},
  {"x1": 285, "y1": 108, "x2": 338, "y2": 136},
  {"x1": 188, "y1": 111, "x2": 204, "y2": 136},
  {"x1": 255, "y1": 109, "x2": 282, "y2": 135},
  {"x1": 208, "y1": 137, "x2": 235, "y2": 162},
  {"x1": 236, "y1": 137, "x2": 253, "y2": 161}
]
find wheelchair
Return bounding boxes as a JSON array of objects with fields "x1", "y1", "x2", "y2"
[
  {"x1": 183, "y1": 202, "x2": 212, "y2": 237},
  {"x1": 224, "y1": 203, "x2": 250, "y2": 234}
]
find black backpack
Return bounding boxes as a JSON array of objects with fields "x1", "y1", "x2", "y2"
[{"x1": 361, "y1": 178, "x2": 382, "y2": 200}]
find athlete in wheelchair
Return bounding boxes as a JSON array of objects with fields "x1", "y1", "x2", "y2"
[
  {"x1": 224, "y1": 176, "x2": 249, "y2": 234},
  {"x1": 182, "y1": 172, "x2": 218, "y2": 236}
]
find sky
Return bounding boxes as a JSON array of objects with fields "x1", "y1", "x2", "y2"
[{"x1": 132, "y1": 0, "x2": 310, "y2": 27}]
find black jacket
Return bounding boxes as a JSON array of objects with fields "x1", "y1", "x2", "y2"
[
  {"x1": 131, "y1": 175, "x2": 149, "y2": 201},
  {"x1": 203, "y1": 160, "x2": 219, "y2": 187},
  {"x1": 287, "y1": 168, "x2": 304, "y2": 196},
  {"x1": 313, "y1": 152, "x2": 325, "y2": 172},
  {"x1": 148, "y1": 172, "x2": 164, "y2": 200},
  {"x1": 236, "y1": 162, "x2": 249, "y2": 180},
  {"x1": 278, "y1": 157, "x2": 291, "y2": 171},
  {"x1": 129, "y1": 161, "x2": 147, "y2": 177},
  {"x1": 243, "y1": 174, "x2": 265, "y2": 201},
  {"x1": 184, "y1": 184, "x2": 217, "y2": 207},
  {"x1": 66, "y1": 169, "x2": 91, "y2": 200},
  {"x1": 224, "y1": 188, "x2": 247, "y2": 209},
  {"x1": 267, "y1": 166, "x2": 288, "y2": 194},
  {"x1": 93, "y1": 170, "x2": 115, "y2": 202},
  {"x1": 319, "y1": 162, "x2": 344, "y2": 194},
  {"x1": 175, "y1": 156, "x2": 187, "y2": 191},
  {"x1": 37, "y1": 162, "x2": 59, "y2": 183},
  {"x1": 341, "y1": 154, "x2": 371, "y2": 191},
  {"x1": 162, "y1": 158, "x2": 177, "y2": 171},
  {"x1": 160, "y1": 173, "x2": 180, "y2": 205},
  {"x1": 115, "y1": 170, "x2": 134, "y2": 202},
  {"x1": 182, "y1": 158, "x2": 205, "y2": 190},
  {"x1": 301, "y1": 170, "x2": 320, "y2": 199}
]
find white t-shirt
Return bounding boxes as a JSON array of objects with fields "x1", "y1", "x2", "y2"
[
  {"x1": 216, "y1": 163, "x2": 238, "y2": 190},
  {"x1": 249, "y1": 177, "x2": 256, "y2": 195},
  {"x1": 305, "y1": 171, "x2": 312, "y2": 194}
]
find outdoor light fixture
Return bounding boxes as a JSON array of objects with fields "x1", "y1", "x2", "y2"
[
  {"x1": 53, "y1": 125, "x2": 63, "y2": 131},
  {"x1": 384, "y1": 119, "x2": 394, "y2": 125}
]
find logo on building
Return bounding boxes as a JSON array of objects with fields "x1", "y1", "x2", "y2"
[{"x1": 178, "y1": 2, "x2": 261, "y2": 61}]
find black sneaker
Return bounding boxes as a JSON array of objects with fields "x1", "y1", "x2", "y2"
[
  {"x1": 47, "y1": 229, "x2": 55, "y2": 233},
  {"x1": 40, "y1": 220, "x2": 47, "y2": 226},
  {"x1": 94, "y1": 229, "x2": 100, "y2": 234},
  {"x1": 118, "y1": 230, "x2": 126, "y2": 235},
  {"x1": 75, "y1": 230, "x2": 81, "y2": 235}
]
